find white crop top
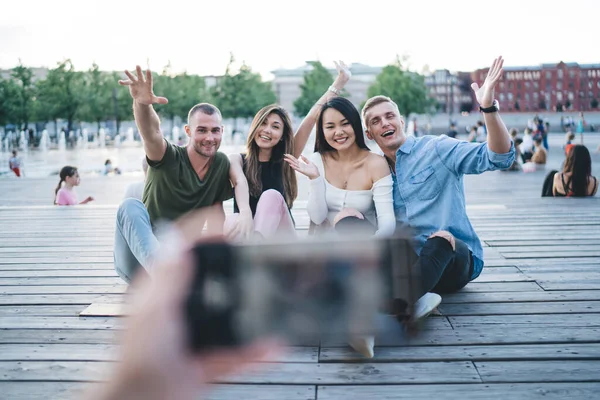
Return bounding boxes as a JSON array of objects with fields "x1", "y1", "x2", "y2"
[{"x1": 306, "y1": 152, "x2": 396, "y2": 236}]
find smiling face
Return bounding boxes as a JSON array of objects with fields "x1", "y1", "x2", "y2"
[
  {"x1": 185, "y1": 111, "x2": 223, "y2": 158},
  {"x1": 364, "y1": 101, "x2": 405, "y2": 152},
  {"x1": 254, "y1": 112, "x2": 284, "y2": 150},
  {"x1": 322, "y1": 107, "x2": 356, "y2": 150}
]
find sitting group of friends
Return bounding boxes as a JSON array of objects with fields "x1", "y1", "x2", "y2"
[{"x1": 56, "y1": 58, "x2": 517, "y2": 358}]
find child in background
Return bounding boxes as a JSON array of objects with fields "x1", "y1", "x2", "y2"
[{"x1": 54, "y1": 166, "x2": 94, "y2": 206}]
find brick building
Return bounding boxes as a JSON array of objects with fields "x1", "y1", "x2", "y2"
[{"x1": 472, "y1": 62, "x2": 600, "y2": 113}]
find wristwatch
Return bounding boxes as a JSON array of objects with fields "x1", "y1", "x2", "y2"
[{"x1": 479, "y1": 100, "x2": 499, "y2": 113}]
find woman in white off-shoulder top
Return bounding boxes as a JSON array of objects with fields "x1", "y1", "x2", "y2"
[{"x1": 285, "y1": 97, "x2": 395, "y2": 237}]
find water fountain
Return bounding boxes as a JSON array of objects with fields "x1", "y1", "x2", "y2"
[
  {"x1": 19, "y1": 130, "x2": 28, "y2": 151},
  {"x1": 122, "y1": 127, "x2": 135, "y2": 147},
  {"x1": 76, "y1": 129, "x2": 83, "y2": 149},
  {"x1": 39, "y1": 130, "x2": 49, "y2": 152},
  {"x1": 82, "y1": 129, "x2": 89, "y2": 150},
  {"x1": 114, "y1": 133, "x2": 122, "y2": 148},
  {"x1": 2, "y1": 132, "x2": 10, "y2": 153},
  {"x1": 172, "y1": 126, "x2": 180, "y2": 144},
  {"x1": 99, "y1": 128, "x2": 106, "y2": 148},
  {"x1": 58, "y1": 131, "x2": 66, "y2": 151}
]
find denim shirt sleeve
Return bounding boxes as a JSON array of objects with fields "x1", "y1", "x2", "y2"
[{"x1": 435, "y1": 136, "x2": 516, "y2": 175}]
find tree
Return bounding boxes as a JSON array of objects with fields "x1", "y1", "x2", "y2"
[
  {"x1": 10, "y1": 62, "x2": 36, "y2": 131},
  {"x1": 293, "y1": 61, "x2": 333, "y2": 116},
  {"x1": 0, "y1": 77, "x2": 20, "y2": 130},
  {"x1": 366, "y1": 58, "x2": 433, "y2": 117},
  {"x1": 212, "y1": 54, "x2": 276, "y2": 129},
  {"x1": 112, "y1": 72, "x2": 134, "y2": 135},
  {"x1": 78, "y1": 63, "x2": 112, "y2": 133}
]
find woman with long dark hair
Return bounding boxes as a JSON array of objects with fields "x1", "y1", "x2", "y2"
[
  {"x1": 553, "y1": 145, "x2": 598, "y2": 197},
  {"x1": 225, "y1": 62, "x2": 352, "y2": 239}
]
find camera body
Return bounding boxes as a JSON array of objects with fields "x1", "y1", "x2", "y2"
[{"x1": 185, "y1": 234, "x2": 418, "y2": 351}]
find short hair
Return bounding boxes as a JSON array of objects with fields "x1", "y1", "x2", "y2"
[
  {"x1": 534, "y1": 138, "x2": 543, "y2": 146},
  {"x1": 567, "y1": 132, "x2": 575, "y2": 141},
  {"x1": 187, "y1": 103, "x2": 222, "y2": 125},
  {"x1": 361, "y1": 95, "x2": 401, "y2": 127},
  {"x1": 509, "y1": 128, "x2": 518, "y2": 138},
  {"x1": 12, "y1": 150, "x2": 17, "y2": 156}
]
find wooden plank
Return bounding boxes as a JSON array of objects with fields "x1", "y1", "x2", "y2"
[
  {"x1": 495, "y1": 245, "x2": 600, "y2": 253},
  {"x1": 0, "y1": 257, "x2": 113, "y2": 265},
  {"x1": 0, "y1": 264, "x2": 115, "y2": 271},
  {"x1": 320, "y1": 343, "x2": 600, "y2": 362},
  {"x1": 476, "y1": 360, "x2": 600, "y2": 383},
  {"x1": 471, "y1": 272, "x2": 531, "y2": 283},
  {"x1": 80, "y1": 303, "x2": 124, "y2": 317},
  {"x1": 459, "y1": 282, "x2": 542, "y2": 292},
  {"x1": 0, "y1": 360, "x2": 481, "y2": 384},
  {"x1": 317, "y1": 383, "x2": 600, "y2": 400},
  {"x1": 0, "y1": 382, "x2": 316, "y2": 400},
  {"x1": 0, "y1": 294, "x2": 124, "y2": 305},
  {"x1": 538, "y1": 281, "x2": 600, "y2": 291},
  {"x1": 0, "y1": 344, "x2": 318, "y2": 363},
  {"x1": 442, "y1": 290, "x2": 600, "y2": 304},
  {"x1": 487, "y1": 239, "x2": 600, "y2": 246},
  {"x1": 449, "y1": 314, "x2": 600, "y2": 329},
  {"x1": 501, "y1": 251, "x2": 600, "y2": 259},
  {"x1": 0, "y1": 316, "x2": 122, "y2": 330},
  {"x1": 0, "y1": 305, "x2": 87, "y2": 317},
  {"x1": 0, "y1": 246, "x2": 113, "y2": 253},
  {"x1": 0, "y1": 270, "x2": 118, "y2": 278},
  {"x1": 438, "y1": 301, "x2": 600, "y2": 316},
  {"x1": 0, "y1": 285, "x2": 126, "y2": 295},
  {"x1": 0, "y1": 329, "x2": 119, "y2": 344},
  {"x1": 0, "y1": 277, "x2": 123, "y2": 286}
]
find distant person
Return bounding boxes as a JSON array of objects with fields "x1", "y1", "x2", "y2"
[
  {"x1": 54, "y1": 166, "x2": 94, "y2": 206},
  {"x1": 447, "y1": 124, "x2": 458, "y2": 138},
  {"x1": 9, "y1": 150, "x2": 21, "y2": 177},
  {"x1": 564, "y1": 131, "x2": 576, "y2": 156},
  {"x1": 466, "y1": 126, "x2": 478, "y2": 143},
  {"x1": 520, "y1": 128, "x2": 534, "y2": 162},
  {"x1": 124, "y1": 158, "x2": 149, "y2": 201},
  {"x1": 507, "y1": 128, "x2": 522, "y2": 171},
  {"x1": 475, "y1": 120, "x2": 486, "y2": 142},
  {"x1": 542, "y1": 145, "x2": 598, "y2": 197},
  {"x1": 104, "y1": 159, "x2": 122, "y2": 175},
  {"x1": 523, "y1": 138, "x2": 547, "y2": 172},
  {"x1": 576, "y1": 112, "x2": 586, "y2": 142}
]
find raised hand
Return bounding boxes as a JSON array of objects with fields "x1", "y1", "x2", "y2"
[
  {"x1": 118, "y1": 66, "x2": 169, "y2": 106},
  {"x1": 333, "y1": 60, "x2": 352, "y2": 85},
  {"x1": 284, "y1": 154, "x2": 319, "y2": 180},
  {"x1": 471, "y1": 56, "x2": 504, "y2": 108}
]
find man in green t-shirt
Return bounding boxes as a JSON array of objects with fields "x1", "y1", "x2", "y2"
[{"x1": 113, "y1": 66, "x2": 254, "y2": 283}]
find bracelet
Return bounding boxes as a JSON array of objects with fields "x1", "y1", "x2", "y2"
[{"x1": 328, "y1": 86, "x2": 341, "y2": 95}]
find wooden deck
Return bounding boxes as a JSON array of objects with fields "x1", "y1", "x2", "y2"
[{"x1": 1, "y1": 171, "x2": 600, "y2": 399}]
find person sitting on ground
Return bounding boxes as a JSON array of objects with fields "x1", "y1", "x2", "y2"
[
  {"x1": 520, "y1": 127, "x2": 534, "y2": 163},
  {"x1": 507, "y1": 128, "x2": 522, "y2": 171},
  {"x1": 9, "y1": 150, "x2": 21, "y2": 177},
  {"x1": 564, "y1": 131, "x2": 576, "y2": 156},
  {"x1": 551, "y1": 145, "x2": 598, "y2": 197},
  {"x1": 123, "y1": 158, "x2": 149, "y2": 201},
  {"x1": 226, "y1": 61, "x2": 352, "y2": 240},
  {"x1": 285, "y1": 96, "x2": 395, "y2": 239},
  {"x1": 104, "y1": 159, "x2": 122, "y2": 175},
  {"x1": 361, "y1": 56, "x2": 515, "y2": 335},
  {"x1": 54, "y1": 166, "x2": 94, "y2": 206},
  {"x1": 114, "y1": 65, "x2": 249, "y2": 284},
  {"x1": 531, "y1": 137, "x2": 547, "y2": 165},
  {"x1": 466, "y1": 126, "x2": 477, "y2": 143},
  {"x1": 447, "y1": 124, "x2": 458, "y2": 139}
]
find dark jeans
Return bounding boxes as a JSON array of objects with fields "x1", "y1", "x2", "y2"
[
  {"x1": 390, "y1": 236, "x2": 474, "y2": 317},
  {"x1": 334, "y1": 216, "x2": 376, "y2": 236}
]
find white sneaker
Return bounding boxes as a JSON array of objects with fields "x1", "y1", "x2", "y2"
[
  {"x1": 412, "y1": 293, "x2": 442, "y2": 321},
  {"x1": 348, "y1": 335, "x2": 375, "y2": 358}
]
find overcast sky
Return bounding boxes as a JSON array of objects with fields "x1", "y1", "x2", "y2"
[{"x1": 1, "y1": 0, "x2": 598, "y2": 78}]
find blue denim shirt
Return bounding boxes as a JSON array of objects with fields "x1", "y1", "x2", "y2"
[{"x1": 391, "y1": 135, "x2": 515, "y2": 280}]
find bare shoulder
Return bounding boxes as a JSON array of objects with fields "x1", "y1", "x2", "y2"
[
  {"x1": 367, "y1": 152, "x2": 391, "y2": 180},
  {"x1": 228, "y1": 152, "x2": 243, "y2": 165}
]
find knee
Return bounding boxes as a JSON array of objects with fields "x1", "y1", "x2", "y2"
[
  {"x1": 257, "y1": 189, "x2": 286, "y2": 209},
  {"x1": 427, "y1": 230, "x2": 456, "y2": 251},
  {"x1": 117, "y1": 198, "x2": 147, "y2": 221}
]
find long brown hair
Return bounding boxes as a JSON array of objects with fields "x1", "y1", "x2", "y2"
[
  {"x1": 244, "y1": 105, "x2": 297, "y2": 208},
  {"x1": 563, "y1": 145, "x2": 592, "y2": 197},
  {"x1": 54, "y1": 166, "x2": 78, "y2": 204}
]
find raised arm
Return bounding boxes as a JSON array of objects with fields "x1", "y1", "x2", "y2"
[
  {"x1": 292, "y1": 61, "x2": 352, "y2": 158},
  {"x1": 471, "y1": 56, "x2": 512, "y2": 154},
  {"x1": 118, "y1": 66, "x2": 169, "y2": 162}
]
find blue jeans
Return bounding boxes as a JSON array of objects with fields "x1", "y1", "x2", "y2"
[{"x1": 114, "y1": 198, "x2": 160, "y2": 283}]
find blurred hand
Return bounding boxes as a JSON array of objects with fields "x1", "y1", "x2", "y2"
[
  {"x1": 333, "y1": 60, "x2": 352, "y2": 87},
  {"x1": 429, "y1": 230, "x2": 456, "y2": 251},
  {"x1": 225, "y1": 210, "x2": 254, "y2": 239},
  {"x1": 118, "y1": 66, "x2": 169, "y2": 106},
  {"x1": 87, "y1": 209, "x2": 279, "y2": 400},
  {"x1": 81, "y1": 196, "x2": 94, "y2": 204}
]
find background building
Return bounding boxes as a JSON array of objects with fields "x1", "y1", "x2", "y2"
[
  {"x1": 271, "y1": 62, "x2": 382, "y2": 115},
  {"x1": 472, "y1": 62, "x2": 600, "y2": 113}
]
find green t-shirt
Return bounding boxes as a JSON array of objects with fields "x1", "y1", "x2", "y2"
[{"x1": 143, "y1": 140, "x2": 233, "y2": 224}]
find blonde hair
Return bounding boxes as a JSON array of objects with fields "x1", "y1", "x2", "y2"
[{"x1": 361, "y1": 95, "x2": 402, "y2": 127}]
